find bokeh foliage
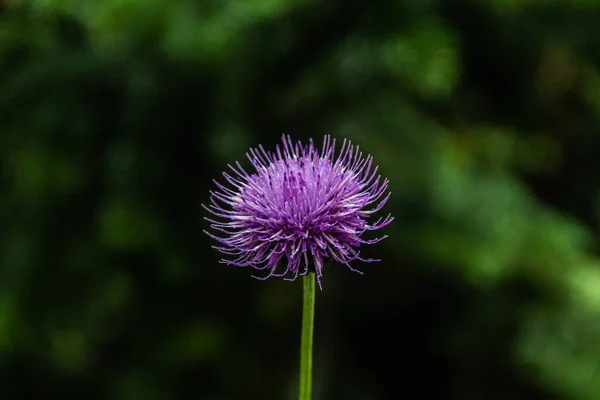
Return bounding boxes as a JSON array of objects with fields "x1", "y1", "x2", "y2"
[{"x1": 1, "y1": 0, "x2": 600, "y2": 399}]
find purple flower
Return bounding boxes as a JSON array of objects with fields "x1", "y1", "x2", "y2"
[{"x1": 203, "y1": 134, "x2": 393, "y2": 288}]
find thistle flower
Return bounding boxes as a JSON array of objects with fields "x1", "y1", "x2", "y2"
[{"x1": 203, "y1": 134, "x2": 392, "y2": 288}]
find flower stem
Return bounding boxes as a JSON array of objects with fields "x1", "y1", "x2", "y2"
[{"x1": 298, "y1": 272, "x2": 316, "y2": 400}]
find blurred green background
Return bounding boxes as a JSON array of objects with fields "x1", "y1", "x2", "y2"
[{"x1": 1, "y1": 0, "x2": 600, "y2": 399}]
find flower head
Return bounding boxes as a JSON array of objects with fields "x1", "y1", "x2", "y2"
[{"x1": 203, "y1": 134, "x2": 392, "y2": 288}]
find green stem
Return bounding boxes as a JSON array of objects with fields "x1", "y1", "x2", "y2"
[{"x1": 298, "y1": 272, "x2": 316, "y2": 400}]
